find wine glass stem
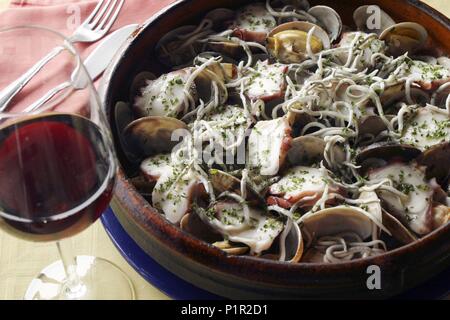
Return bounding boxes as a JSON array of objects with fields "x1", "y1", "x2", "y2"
[{"x1": 56, "y1": 240, "x2": 85, "y2": 299}]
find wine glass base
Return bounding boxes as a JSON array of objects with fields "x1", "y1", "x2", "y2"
[{"x1": 24, "y1": 255, "x2": 135, "y2": 300}]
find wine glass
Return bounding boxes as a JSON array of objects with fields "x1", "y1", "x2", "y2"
[{"x1": 0, "y1": 26, "x2": 135, "y2": 300}]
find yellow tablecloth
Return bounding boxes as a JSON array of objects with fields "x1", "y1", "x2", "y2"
[{"x1": 0, "y1": 0, "x2": 449, "y2": 300}]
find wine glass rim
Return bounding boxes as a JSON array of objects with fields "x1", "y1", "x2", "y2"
[{"x1": 0, "y1": 24, "x2": 82, "y2": 118}]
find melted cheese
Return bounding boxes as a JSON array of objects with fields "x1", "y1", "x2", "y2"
[
  {"x1": 245, "y1": 60, "x2": 287, "y2": 101},
  {"x1": 134, "y1": 69, "x2": 192, "y2": 117},
  {"x1": 140, "y1": 154, "x2": 172, "y2": 181},
  {"x1": 234, "y1": 3, "x2": 276, "y2": 33},
  {"x1": 400, "y1": 106, "x2": 450, "y2": 150},
  {"x1": 209, "y1": 202, "x2": 283, "y2": 254},
  {"x1": 152, "y1": 165, "x2": 200, "y2": 224},
  {"x1": 368, "y1": 162, "x2": 433, "y2": 235},
  {"x1": 269, "y1": 166, "x2": 328, "y2": 200},
  {"x1": 248, "y1": 117, "x2": 291, "y2": 176}
]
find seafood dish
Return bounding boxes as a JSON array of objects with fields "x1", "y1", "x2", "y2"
[{"x1": 114, "y1": 0, "x2": 450, "y2": 264}]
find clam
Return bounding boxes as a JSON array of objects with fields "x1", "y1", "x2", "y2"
[
  {"x1": 286, "y1": 109, "x2": 316, "y2": 136},
  {"x1": 180, "y1": 212, "x2": 221, "y2": 243},
  {"x1": 123, "y1": 116, "x2": 188, "y2": 157},
  {"x1": 156, "y1": 25, "x2": 202, "y2": 66},
  {"x1": 203, "y1": 8, "x2": 235, "y2": 31},
  {"x1": 195, "y1": 62, "x2": 237, "y2": 102},
  {"x1": 209, "y1": 169, "x2": 265, "y2": 206},
  {"x1": 299, "y1": 206, "x2": 376, "y2": 245},
  {"x1": 207, "y1": 40, "x2": 245, "y2": 59},
  {"x1": 212, "y1": 240, "x2": 249, "y2": 255},
  {"x1": 355, "y1": 141, "x2": 421, "y2": 173},
  {"x1": 359, "y1": 191, "x2": 417, "y2": 244},
  {"x1": 418, "y1": 142, "x2": 450, "y2": 186},
  {"x1": 308, "y1": 5, "x2": 342, "y2": 42},
  {"x1": 267, "y1": 21, "x2": 330, "y2": 63},
  {"x1": 298, "y1": 205, "x2": 389, "y2": 263},
  {"x1": 287, "y1": 136, "x2": 346, "y2": 166},
  {"x1": 357, "y1": 115, "x2": 388, "y2": 139},
  {"x1": 115, "y1": 101, "x2": 134, "y2": 137},
  {"x1": 380, "y1": 22, "x2": 428, "y2": 57},
  {"x1": 129, "y1": 174, "x2": 156, "y2": 197},
  {"x1": 194, "y1": 51, "x2": 237, "y2": 65},
  {"x1": 280, "y1": 219, "x2": 304, "y2": 262},
  {"x1": 281, "y1": 0, "x2": 310, "y2": 11},
  {"x1": 353, "y1": 5, "x2": 395, "y2": 35},
  {"x1": 380, "y1": 82, "x2": 430, "y2": 106},
  {"x1": 114, "y1": 101, "x2": 140, "y2": 163},
  {"x1": 382, "y1": 209, "x2": 417, "y2": 244}
]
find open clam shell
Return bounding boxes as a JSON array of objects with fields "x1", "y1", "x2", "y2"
[
  {"x1": 123, "y1": 116, "x2": 188, "y2": 157},
  {"x1": 284, "y1": 220, "x2": 304, "y2": 262},
  {"x1": 180, "y1": 213, "x2": 221, "y2": 243},
  {"x1": 418, "y1": 141, "x2": 450, "y2": 186},
  {"x1": 353, "y1": 5, "x2": 395, "y2": 35},
  {"x1": 267, "y1": 21, "x2": 330, "y2": 63},
  {"x1": 209, "y1": 169, "x2": 266, "y2": 206},
  {"x1": 358, "y1": 115, "x2": 388, "y2": 139},
  {"x1": 382, "y1": 209, "x2": 417, "y2": 244},
  {"x1": 355, "y1": 142, "x2": 422, "y2": 173},
  {"x1": 207, "y1": 40, "x2": 245, "y2": 59},
  {"x1": 380, "y1": 22, "x2": 428, "y2": 57},
  {"x1": 308, "y1": 5, "x2": 342, "y2": 42},
  {"x1": 359, "y1": 190, "x2": 416, "y2": 245},
  {"x1": 203, "y1": 8, "x2": 235, "y2": 30},
  {"x1": 212, "y1": 240, "x2": 249, "y2": 255},
  {"x1": 287, "y1": 136, "x2": 346, "y2": 166},
  {"x1": 300, "y1": 206, "x2": 374, "y2": 243},
  {"x1": 114, "y1": 101, "x2": 140, "y2": 163}
]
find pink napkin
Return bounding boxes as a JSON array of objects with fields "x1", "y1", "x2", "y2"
[{"x1": 0, "y1": 0, "x2": 175, "y2": 113}]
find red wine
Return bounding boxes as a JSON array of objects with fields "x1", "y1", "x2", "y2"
[{"x1": 0, "y1": 113, "x2": 115, "y2": 241}]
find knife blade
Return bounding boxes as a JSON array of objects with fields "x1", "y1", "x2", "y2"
[{"x1": 76, "y1": 23, "x2": 139, "y2": 88}]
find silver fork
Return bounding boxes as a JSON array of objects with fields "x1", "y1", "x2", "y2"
[{"x1": 0, "y1": 0, "x2": 124, "y2": 111}]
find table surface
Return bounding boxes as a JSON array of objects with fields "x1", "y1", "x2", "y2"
[{"x1": 0, "y1": 0, "x2": 449, "y2": 300}]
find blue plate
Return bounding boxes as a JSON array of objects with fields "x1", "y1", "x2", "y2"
[
  {"x1": 101, "y1": 208, "x2": 219, "y2": 300},
  {"x1": 101, "y1": 208, "x2": 449, "y2": 300}
]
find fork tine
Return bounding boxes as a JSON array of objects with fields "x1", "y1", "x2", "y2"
[
  {"x1": 89, "y1": 0, "x2": 112, "y2": 26},
  {"x1": 95, "y1": 0, "x2": 117, "y2": 30},
  {"x1": 84, "y1": 0, "x2": 106, "y2": 25},
  {"x1": 97, "y1": 0, "x2": 124, "y2": 32}
]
